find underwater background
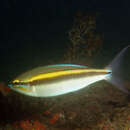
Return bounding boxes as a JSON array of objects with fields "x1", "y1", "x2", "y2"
[{"x1": 1, "y1": 0, "x2": 130, "y2": 129}]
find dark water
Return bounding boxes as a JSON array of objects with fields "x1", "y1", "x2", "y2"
[{"x1": 0, "y1": 17, "x2": 130, "y2": 129}]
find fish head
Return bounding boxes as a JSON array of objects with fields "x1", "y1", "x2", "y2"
[{"x1": 8, "y1": 83, "x2": 37, "y2": 96}]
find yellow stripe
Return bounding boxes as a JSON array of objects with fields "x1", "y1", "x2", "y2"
[
  {"x1": 13, "y1": 69, "x2": 107, "y2": 83},
  {"x1": 13, "y1": 86, "x2": 31, "y2": 92}
]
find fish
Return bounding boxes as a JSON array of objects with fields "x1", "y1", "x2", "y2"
[{"x1": 8, "y1": 46, "x2": 130, "y2": 97}]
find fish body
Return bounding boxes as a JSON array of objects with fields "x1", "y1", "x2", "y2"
[
  {"x1": 9, "y1": 64, "x2": 111, "y2": 97},
  {"x1": 8, "y1": 45, "x2": 130, "y2": 97}
]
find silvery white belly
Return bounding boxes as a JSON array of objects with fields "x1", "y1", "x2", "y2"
[{"x1": 31, "y1": 75, "x2": 105, "y2": 97}]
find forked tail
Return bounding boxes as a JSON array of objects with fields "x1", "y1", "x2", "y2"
[{"x1": 105, "y1": 45, "x2": 130, "y2": 94}]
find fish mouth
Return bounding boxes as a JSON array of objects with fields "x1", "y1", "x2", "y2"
[{"x1": 9, "y1": 83, "x2": 32, "y2": 93}]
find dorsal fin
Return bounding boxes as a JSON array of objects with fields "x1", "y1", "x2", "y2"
[{"x1": 46, "y1": 64, "x2": 88, "y2": 68}]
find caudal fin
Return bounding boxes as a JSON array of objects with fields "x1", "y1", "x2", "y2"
[{"x1": 106, "y1": 45, "x2": 130, "y2": 94}]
